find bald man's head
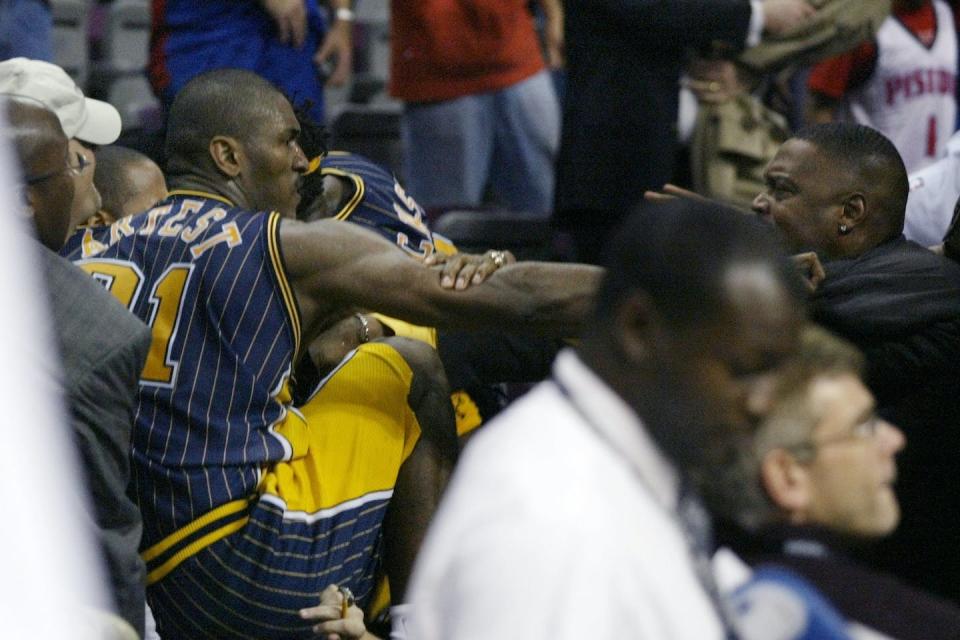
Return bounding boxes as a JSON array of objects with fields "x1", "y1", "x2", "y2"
[
  {"x1": 92, "y1": 145, "x2": 167, "y2": 224},
  {"x1": 5, "y1": 98, "x2": 75, "y2": 250}
]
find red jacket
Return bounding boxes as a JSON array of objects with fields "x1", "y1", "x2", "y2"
[{"x1": 390, "y1": 0, "x2": 545, "y2": 102}]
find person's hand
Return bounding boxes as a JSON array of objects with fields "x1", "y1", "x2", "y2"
[
  {"x1": 425, "y1": 249, "x2": 517, "y2": 290},
  {"x1": 792, "y1": 251, "x2": 825, "y2": 293},
  {"x1": 684, "y1": 59, "x2": 744, "y2": 104},
  {"x1": 308, "y1": 313, "x2": 384, "y2": 373},
  {"x1": 644, "y1": 184, "x2": 756, "y2": 216},
  {"x1": 542, "y1": 0, "x2": 564, "y2": 68},
  {"x1": 314, "y1": 18, "x2": 353, "y2": 86},
  {"x1": 260, "y1": 0, "x2": 307, "y2": 48},
  {"x1": 643, "y1": 183, "x2": 712, "y2": 204},
  {"x1": 299, "y1": 584, "x2": 368, "y2": 639},
  {"x1": 761, "y1": 0, "x2": 816, "y2": 36}
]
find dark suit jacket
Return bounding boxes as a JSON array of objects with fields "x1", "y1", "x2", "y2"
[
  {"x1": 39, "y1": 244, "x2": 151, "y2": 636},
  {"x1": 554, "y1": 0, "x2": 753, "y2": 262},
  {"x1": 812, "y1": 236, "x2": 960, "y2": 602}
]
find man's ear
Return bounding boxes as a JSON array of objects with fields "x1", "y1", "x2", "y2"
[
  {"x1": 759, "y1": 448, "x2": 811, "y2": 518},
  {"x1": 85, "y1": 210, "x2": 115, "y2": 227},
  {"x1": 209, "y1": 135, "x2": 244, "y2": 178},
  {"x1": 839, "y1": 192, "x2": 867, "y2": 230},
  {"x1": 613, "y1": 291, "x2": 658, "y2": 365}
]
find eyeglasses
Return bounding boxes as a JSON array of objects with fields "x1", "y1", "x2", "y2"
[
  {"x1": 24, "y1": 150, "x2": 90, "y2": 185},
  {"x1": 786, "y1": 415, "x2": 884, "y2": 459}
]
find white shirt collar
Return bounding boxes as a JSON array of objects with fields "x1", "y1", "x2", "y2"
[{"x1": 552, "y1": 349, "x2": 681, "y2": 513}]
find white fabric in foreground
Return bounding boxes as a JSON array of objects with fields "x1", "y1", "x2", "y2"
[{"x1": 0, "y1": 101, "x2": 109, "y2": 638}]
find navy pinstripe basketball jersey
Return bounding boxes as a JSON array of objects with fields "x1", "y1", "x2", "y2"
[
  {"x1": 322, "y1": 151, "x2": 456, "y2": 256},
  {"x1": 62, "y1": 191, "x2": 303, "y2": 551}
]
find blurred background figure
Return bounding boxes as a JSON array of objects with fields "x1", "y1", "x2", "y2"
[
  {"x1": 0, "y1": 0, "x2": 53, "y2": 61},
  {"x1": 554, "y1": 0, "x2": 816, "y2": 264},
  {"x1": 807, "y1": 0, "x2": 959, "y2": 172},
  {"x1": 148, "y1": 0, "x2": 355, "y2": 123},
  {"x1": 904, "y1": 129, "x2": 960, "y2": 246},
  {"x1": 390, "y1": 0, "x2": 562, "y2": 215}
]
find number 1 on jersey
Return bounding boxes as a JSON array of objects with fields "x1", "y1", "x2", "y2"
[{"x1": 141, "y1": 265, "x2": 193, "y2": 386}]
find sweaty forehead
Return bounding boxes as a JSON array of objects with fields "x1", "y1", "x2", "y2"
[
  {"x1": 249, "y1": 93, "x2": 297, "y2": 137},
  {"x1": 768, "y1": 139, "x2": 825, "y2": 178},
  {"x1": 273, "y1": 94, "x2": 299, "y2": 129}
]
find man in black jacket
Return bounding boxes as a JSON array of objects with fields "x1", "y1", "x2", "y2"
[{"x1": 752, "y1": 122, "x2": 960, "y2": 602}]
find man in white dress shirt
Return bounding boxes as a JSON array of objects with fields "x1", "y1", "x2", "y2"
[
  {"x1": 905, "y1": 130, "x2": 960, "y2": 246},
  {"x1": 401, "y1": 199, "x2": 806, "y2": 639}
]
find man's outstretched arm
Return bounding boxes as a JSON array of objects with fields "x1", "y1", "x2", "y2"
[{"x1": 280, "y1": 218, "x2": 603, "y2": 339}]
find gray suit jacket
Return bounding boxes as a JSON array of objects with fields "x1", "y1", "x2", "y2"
[{"x1": 39, "y1": 243, "x2": 151, "y2": 637}]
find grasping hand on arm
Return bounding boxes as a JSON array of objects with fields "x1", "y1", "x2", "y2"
[
  {"x1": 424, "y1": 249, "x2": 517, "y2": 289},
  {"x1": 281, "y1": 218, "x2": 603, "y2": 339}
]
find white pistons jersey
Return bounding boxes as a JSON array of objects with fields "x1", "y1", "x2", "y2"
[{"x1": 848, "y1": 0, "x2": 958, "y2": 172}]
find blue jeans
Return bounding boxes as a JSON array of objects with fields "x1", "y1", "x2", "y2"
[
  {"x1": 401, "y1": 70, "x2": 559, "y2": 215},
  {"x1": 0, "y1": 0, "x2": 53, "y2": 61}
]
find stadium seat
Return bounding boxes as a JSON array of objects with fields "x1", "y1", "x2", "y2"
[
  {"x1": 430, "y1": 209, "x2": 559, "y2": 261},
  {"x1": 325, "y1": 0, "x2": 395, "y2": 117},
  {"x1": 107, "y1": 74, "x2": 162, "y2": 131},
  {"x1": 91, "y1": 0, "x2": 159, "y2": 132},
  {"x1": 353, "y1": 0, "x2": 391, "y2": 102},
  {"x1": 102, "y1": 0, "x2": 150, "y2": 74},
  {"x1": 51, "y1": 0, "x2": 89, "y2": 87},
  {"x1": 330, "y1": 104, "x2": 403, "y2": 175}
]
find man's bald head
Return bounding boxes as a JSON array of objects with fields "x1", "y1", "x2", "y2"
[
  {"x1": 164, "y1": 68, "x2": 287, "y2": 176},
  {"x1": 5, "y1": 98, "x2": 75, "y2": 250},
  {"x1": 93, "y1": 145, "x2": 167, "y2": 223}
]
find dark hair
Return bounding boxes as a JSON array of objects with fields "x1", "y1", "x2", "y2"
[
  {"x1": 94, "y1": 145, "x2": 156, "y2": 216},
  {"x1": 294, "y1": 102, "x2": 329, "y2": 161},
  {"x1": 594, "y1": 199, "x2": 805, "y2": 327},
  {"x1": 293, "y1": 102, "x2": 329, "y2": 220},
  {"x1": 792, "y1": 122, "x2": 908, "y2": 239},
  {"x1": 164, "y1": 69, "x2": 283, "y2": 174}
]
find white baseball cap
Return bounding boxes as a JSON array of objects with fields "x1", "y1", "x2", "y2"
[{"x1": 0, "y1": 57, "x2": 121, "y2": 145}]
